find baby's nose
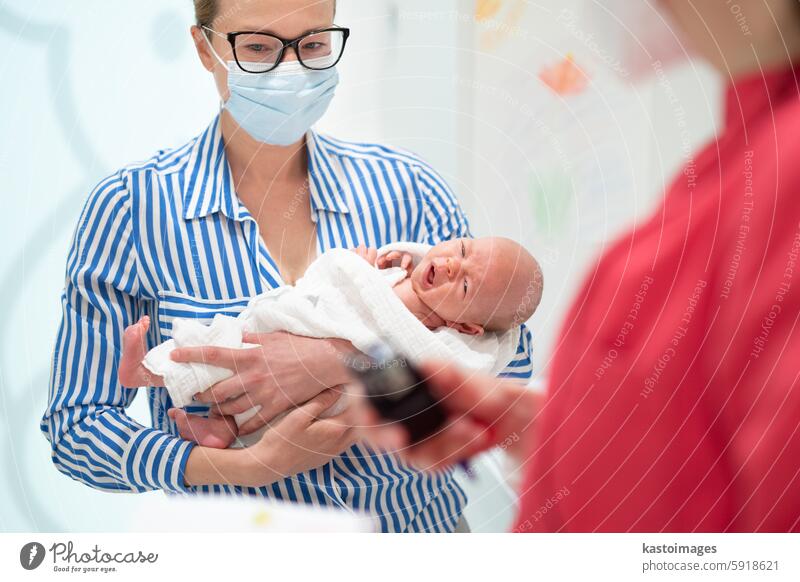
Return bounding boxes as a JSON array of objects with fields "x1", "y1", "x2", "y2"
[{"x1": 446, "y1": 257, "x2": 461, "y2": 279}]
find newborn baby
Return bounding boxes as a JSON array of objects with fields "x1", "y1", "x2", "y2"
[
  {"x1": 119, "y1": 237, "x2": 542, "y2": 448},
  {"x1": 362, "y1": 237, "x2": 542, "y2": 335}
]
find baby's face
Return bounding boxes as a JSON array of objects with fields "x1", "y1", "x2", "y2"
[{"x1": 410, "y1": 237, "x2": 513, "y2": 330}]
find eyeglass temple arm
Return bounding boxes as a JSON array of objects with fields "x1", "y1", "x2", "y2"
[{"x1": 201, "y1": 25, "x2": 226, "y2": 39}]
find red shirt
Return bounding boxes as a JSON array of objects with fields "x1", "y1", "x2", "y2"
[{"x1": 517, "y1": 64, "x2": 800, "y2": 532}]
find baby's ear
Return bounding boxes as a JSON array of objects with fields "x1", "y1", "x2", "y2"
[{"x1": 449, "y1": 321, "x2": 484, "y2": 336}]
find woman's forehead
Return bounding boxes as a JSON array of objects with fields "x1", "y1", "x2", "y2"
[{"x1": 213, "y1": 0, "x2": 334, "y2": 34}]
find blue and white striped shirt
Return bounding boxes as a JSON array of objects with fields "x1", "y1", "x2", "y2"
[{"x1": 41, "y1": 115, "x2": 533, "y2": 532}]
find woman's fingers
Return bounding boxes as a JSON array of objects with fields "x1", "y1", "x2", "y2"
[
  {"x1": 210, "y1": 390, "x2": 260, "y2": 416},
  {"x1": 194, "y1": 373, "x2": 250, "y2": 404},
  {"x1": 171, "y1": 344, "x2": 254, "y2": 370},
  {"x1": 306, "y1": 402, "x2": 358, "y2": 450},
  {"x1": 238, "y1": 389, "x2": 339, "y2": 436},
  {"x1": 237, "y1": 411, "x2": 274, "y2": 436},
  {"x1": 296, "y1": 389, "x2": 344, "y2": 421},
  {"x1": 310, "y1": 418, "x2": 356, "y2": 450},
  {"x1": 242, "y1": 331, "x2": 265, "y2": 344}
]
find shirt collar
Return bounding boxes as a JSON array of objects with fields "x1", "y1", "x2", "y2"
[
  {"x1": 306, "y1": 131, "x2": 351, "y2": 215},
  {"x1": 181, "y1": 115, "x2": 239, "y2": 220},
  {"x1": 181, "y1": 115, "x2": 350, "y2": 221}
]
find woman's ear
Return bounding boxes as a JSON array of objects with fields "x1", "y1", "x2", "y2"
[
  {"x1": 190, "y1": 25, "x2": 230, "y2": 101},
  {"x1": 190, "y1": 25, "x2": 215, "y2": 73},
  {"x1": 448, "y1": 321, "x2": 485, "y2": 336}
]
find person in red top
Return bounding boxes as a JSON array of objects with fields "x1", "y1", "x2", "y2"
[{"x1": 355, "y1": 0, "x2": 800, "y2": 532}]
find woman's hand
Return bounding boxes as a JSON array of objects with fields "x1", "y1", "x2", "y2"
[
  {"x1": 184, "y1": 389, "x2": 355, "y2": 488},
  {"x1": 350, "y1": 360, "x2": 542, "y2": 471},
  {"x1": 245, "y1": 389, "x2": 355, "y2": 483},
  {"x1": 171, "y1": 332, "x2": 353, "y2": 435}
]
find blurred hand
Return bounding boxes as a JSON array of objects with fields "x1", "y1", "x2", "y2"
[{"x1": 349, "y1": 360, "x2": 542, "y2": 471}]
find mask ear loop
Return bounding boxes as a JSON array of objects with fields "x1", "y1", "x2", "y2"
[
  {"x1": 201, "y1": 27, "x2": 230, "y2": 111},
  {"x1": 201, "y1": 26, "x2": 231, "y2": 71}
]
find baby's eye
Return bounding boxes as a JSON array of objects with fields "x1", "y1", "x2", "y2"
[
  {"x1": 460, "y1": 240, "x2": 465, "y2": 258},
  {"x1": 463, "y1": 278, "x2": 468, "y2": 297}
]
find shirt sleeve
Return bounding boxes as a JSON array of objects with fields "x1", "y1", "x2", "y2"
[
  {"x1": 40, "y1": 172, "x2": 195, "y2": 493},
  {"x1": 411, "y1": 161, "x2": 534, "y2": 381}
]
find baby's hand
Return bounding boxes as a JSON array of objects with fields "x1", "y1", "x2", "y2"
[
  {"x1": 377, "y1": 250, "x2": 414, "y2": 276},
  {"x1": 351, "y1": 245, "x2": 378, "y2": 265},
  {"x1": 118, "y1": 316, "x2": 165, "y2": 388}
]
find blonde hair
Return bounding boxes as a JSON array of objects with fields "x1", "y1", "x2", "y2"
[
  {"x1": 193, "y1": 0, "x2": 218, "y2": 27},
  {"x1": 193, "y1": 0, "x2": 337, "y2": 28}
]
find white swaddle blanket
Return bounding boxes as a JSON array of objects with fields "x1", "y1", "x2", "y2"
[{"x1": 143, "y1": 242, "x2": 520, "y2": 432}]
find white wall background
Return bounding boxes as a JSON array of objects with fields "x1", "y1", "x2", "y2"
[{"x1": 0, "y1": 0, "x2": 721, "y2": 533}]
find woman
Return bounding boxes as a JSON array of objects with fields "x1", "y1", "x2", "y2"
[
  {"x1": 40, "y1": 0, "x2": 533, "y2": 533},
  {"x1": 360, "y1": 0, "x2": 800, "y2": 532}
]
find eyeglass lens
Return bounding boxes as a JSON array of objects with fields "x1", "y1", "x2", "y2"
[{"x1": 234, "y1": 30, "x2": 346, "y2": 73}]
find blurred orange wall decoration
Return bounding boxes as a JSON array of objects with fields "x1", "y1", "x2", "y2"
[
  {"x1": 475, "y1": 0, "x2": 503, "y2": 22},
  {"x1": 538, "y1": 54, "x2": 589, "y2": 95}
]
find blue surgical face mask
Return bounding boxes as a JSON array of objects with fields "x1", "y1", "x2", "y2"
[{"x1": 206, "y1": 36, "x2": 339, "y2": 146}]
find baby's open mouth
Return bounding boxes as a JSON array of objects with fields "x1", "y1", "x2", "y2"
[{"x1": 424, "y1": 264, "x2": 435, "y2": 288}]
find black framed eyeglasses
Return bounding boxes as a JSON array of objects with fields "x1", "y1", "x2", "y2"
[{"x1": 203, "y1": 26, "x2": 350, "y2": 74}]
